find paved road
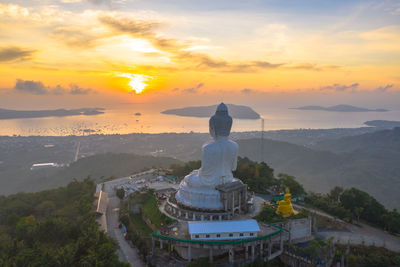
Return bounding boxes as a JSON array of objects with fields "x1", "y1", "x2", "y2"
[
  {"x1": 106, "y1": 196, "x2": 145, "y2": 267},
  {"x1": 102, "y1": 176, "x2": 147, "y2": 267},
  {"x1": 100, "y1": 172, "x2": 179, "y2": 266},
  {"x1": 73, "y1": 141, "x2": 80, "y2": 162}
]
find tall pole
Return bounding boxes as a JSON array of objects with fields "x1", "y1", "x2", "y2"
[{"x1": 261, "y1": 118, "x2": 264, "y2": 162}]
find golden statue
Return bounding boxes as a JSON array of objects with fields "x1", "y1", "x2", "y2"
[{"x1": 276, "y1": 187, "x2": 295, "y2": 216}]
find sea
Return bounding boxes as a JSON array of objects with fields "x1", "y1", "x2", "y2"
[{"x1": 1, "y1": 105, "x2": 399, "y2": 136}]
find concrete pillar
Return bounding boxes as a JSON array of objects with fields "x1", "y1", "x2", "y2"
[
  {"x1": 160, "y1": 240, "x2": 163, "y2": 249},
  {"x1": 238, "y1": 191, "x2": 241, "y2": 212},
  {"x1": 219, "y1": 215, "x2": 222, "y2": 221},
  {"x1": 185, "y1": 212, "x2": 188, "y2": 219},
  {"x1": 210, "y1": 215, "x2": 213, "y2": 221},
  {"x1": 268, "y1": 240, "x2": 272, "y2": 258},
  {"x1": 188, "y1": 245, "x2": 192, "y2": 262},
  {"x1": 251, "y1": 244, "x2": 255, "y2": 262},
  {"x1": 201, "y1": 215, "x2": 204, "y2": 221},
  {"x1": 244, "y1": 187, "x2": 248, "y2": 212},
  {"x1": 245, "y1": 245, "x2": 249, "y2": 260},
  {"x1": 209, "y1": 247, "x2": 213, "y2": 263},
  {"x1": 232, "y1": 192, "x2": 235, "y2": 215},
  {"x1": 193, "y1": 213, "x2": 196, "y2": 220},
  {"x1": 229, "y1": 248, "x2": 235, "y2": 264}
]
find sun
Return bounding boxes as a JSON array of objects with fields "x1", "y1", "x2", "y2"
[{"x1": 116, "y1": 73, "x2": 153, "y2": 94}]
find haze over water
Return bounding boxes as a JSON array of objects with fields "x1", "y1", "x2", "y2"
[{"x1": 1, "y1": 105, "x2": 399, "y2": 136}]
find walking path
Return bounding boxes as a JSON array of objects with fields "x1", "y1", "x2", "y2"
[{"x1": 294, "y1": 203, "x2": 400, "y2": 252}]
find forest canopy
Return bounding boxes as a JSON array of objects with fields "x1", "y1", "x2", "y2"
[{"x1": 0, "y1": 178, "x2": 128, "y2": 267}]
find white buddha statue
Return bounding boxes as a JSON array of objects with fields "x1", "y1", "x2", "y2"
[{"x1": 175, "y1": 103, "x2": 239, "y2": 210}]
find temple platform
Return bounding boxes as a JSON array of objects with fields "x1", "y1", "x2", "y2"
[{"x1": 165, "y1": 180, "x2": 249, "y2": 221}]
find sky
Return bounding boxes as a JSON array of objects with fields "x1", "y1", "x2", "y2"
[{"x1": 0, "y1": 0, "x2": 399, "y2": 110}]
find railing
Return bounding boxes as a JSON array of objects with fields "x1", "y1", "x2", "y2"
[{"x1": 152, "y1": 225, "x2": 283, "y2": 245}]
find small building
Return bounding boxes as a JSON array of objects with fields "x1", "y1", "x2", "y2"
[
  {"x1": 188, "y1": 219, "x2": 260, "y2": 240},
  {"x1": 216, "y1": 180, "x2": 248, "y2": 215},
  {"x1": 30, "y1": 162, "x2": 58, "y2": 170}
]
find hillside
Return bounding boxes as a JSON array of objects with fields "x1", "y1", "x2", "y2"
[
  {"x1": 0, "y1": 153, "x2": 181, "y2": 196},
  {"x1": 314, "y1": 127, "x2": 400, "y2": 153},
  {"x1": 291, "y1": 104, "x2": 388, "y2": 112},
  {"x1": 0, "y1": 179, "x2": 128, "y2": 266},
  {"x1": 235, "y1": 132, "x2": 400, "y2": 210}
]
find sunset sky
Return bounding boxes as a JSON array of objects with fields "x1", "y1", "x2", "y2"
[{"x1": 1, "y1": 0, "x2": 399, "y2": 110}]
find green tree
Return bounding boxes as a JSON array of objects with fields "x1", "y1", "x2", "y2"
[
  {"x1": 277, "y1": 173, "x2": 305, "y2": 195},
  {"x1": 341, "y1": 188, "x2": 387, "y2": 226},
  {"x1": 328, "y1": 186, "x2": 344, "y2": 203},
  {"x1": 35, "y1": 200, "x2": 56, "y2": 217},
  {"x1": 116, "y1": 188, "x2": 125, "y2": 200}
]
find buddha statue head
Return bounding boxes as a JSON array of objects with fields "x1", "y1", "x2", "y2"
[{"x1": 209, "y1": 103, "x2": 232, "y2": 139}]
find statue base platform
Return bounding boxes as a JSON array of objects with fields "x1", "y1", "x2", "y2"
[{"x1": 175, "y1": 183, "x2": 224, "y2": 210}]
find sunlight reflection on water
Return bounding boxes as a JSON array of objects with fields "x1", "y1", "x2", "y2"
[{"x1": 0, "y1": 106, "x2": 399, "y2": 136}]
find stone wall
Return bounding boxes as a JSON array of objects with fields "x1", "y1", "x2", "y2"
[{"x1": 275, "y1": 217, "x2": 313, "y2": 243}]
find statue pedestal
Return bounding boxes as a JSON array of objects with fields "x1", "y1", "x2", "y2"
[{"x1": 175, "y1": 180, "x2": 224, "y2": 210}]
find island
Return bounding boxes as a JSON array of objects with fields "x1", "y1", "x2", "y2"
[
  {"x1": 161, "y1": 104, "x2": 260, "y2": 119},
  {"x1": 291, "y1": 104, "x2": 388, "y2": 112},
  {"x1": 364, "y1": 120, "x2": 400, "y2": 128},
  {"x1": 0, "y1": 108, "x2": 105, "y2": 120}
]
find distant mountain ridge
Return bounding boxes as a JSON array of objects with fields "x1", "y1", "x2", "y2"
[
  {"x1": 0, "y1": 107, "x2": 104, "y2": 120},
  {"x1": 364, "y1": 120, "x2": 400, "y2": 128},
  {"x1": 161, "y1": 104, "x2": 260, "y2": 119},
  {"x1": 291, "y1": 104, "x2": 388, "y2": 112},
  {"x1": 314, "y1": 127, "x2": 400, "y2": 153}
]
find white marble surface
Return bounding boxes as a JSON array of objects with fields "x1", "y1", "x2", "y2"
[{"x1": 175, "y1": 103, "x2": 239, "y2": 210}]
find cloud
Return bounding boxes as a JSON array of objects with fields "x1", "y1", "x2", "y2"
[
  {"x1": 99, "y1": 14, "x2": 185, "y2": 53},
  {"x1": 99, "y1": 15, "x2": 285, "y2": 73},
  {"x1": 69, "y1": 84, "x2": 93, "y2": 94},
  {"x1": 51, "y1": 27, "x2": 99, "y2": 48},
  {"x1": 375, "y1": 84, "x2": 394, "y2": 92},
  {"x1": 14, "y1": 79, "x2": 48, "y2": 94},
  {"x1": 182, "y1": 83, "x2": 204, "y2": 93},
  {"x1": 241, "y1": 88, "x2": 254, "y2": 94},
  {"x1": 320, "y1": 83, "x2": 359, "y2": 92},
  {"x1": 0, "y1": 46, "x2": 35, "y2": 62},
  {"x1": 98, "y1": 15, "x2": 161, "y2": 38},
  {"x1": 60, "y1": 0, "x2": 123, "y2": 7},
  {"x1": 13, "y1": 79, "x2": 94, "y2": 95},
  {"x1": 175, "y1": 51, "x2": 283, "y2": 72},
  {"x1": 60, "y1": 0, "x2": 83, "y2": 3},
  {"x1": 287, "y1": 63, "x2": 340, "y2": 71}
]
